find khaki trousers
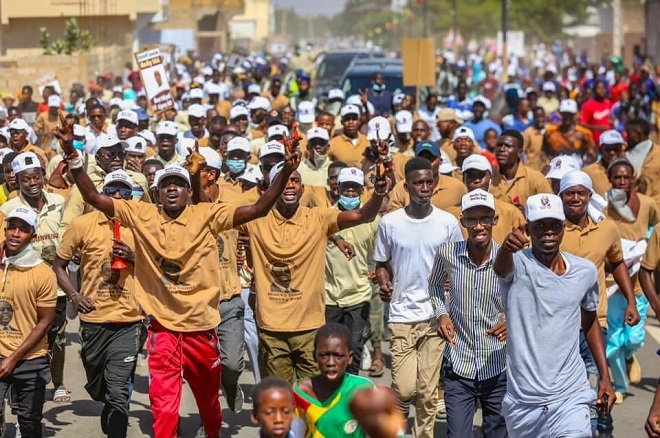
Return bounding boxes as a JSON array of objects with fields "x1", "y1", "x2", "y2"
[{"x1": 389, "y1": 319, "x2": 445, "y2": 438}]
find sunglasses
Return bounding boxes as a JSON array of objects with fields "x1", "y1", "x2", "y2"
[
  {"x1": 99, "y1": 150, "x2": 126, "y2": 161},
  {"x1": 461, "y1": 217, "x2": 496, "y2": 228},
  {"x1": 103, "y1": 186, "x2": 132, "y2": 198}
]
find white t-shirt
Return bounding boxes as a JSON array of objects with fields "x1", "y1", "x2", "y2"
[{"x1": 373, "y1": 206, "x2": 462, "y2": 323}]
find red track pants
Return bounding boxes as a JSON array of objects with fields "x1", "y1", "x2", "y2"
[{"x1": 147, "y1": 319, "x2": 222, "y2": 438}]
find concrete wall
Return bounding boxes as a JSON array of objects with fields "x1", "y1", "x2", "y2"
[
  {"x1": 0, "y1": 45, "x2": 132, "y2": 95},
  {"x1": 0, "y1": 16, "x2": 132, "y2": 56},
  {"x1": 571, "y1": 32, "x2": 645, "y2": 66}
]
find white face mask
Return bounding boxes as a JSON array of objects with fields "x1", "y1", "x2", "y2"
[
  {"x1": 313, "y1": 150, "x2": 328, "y2": 164},
  {"x1": 607, "y1": 188, "x2": 636, "y2": 221}
]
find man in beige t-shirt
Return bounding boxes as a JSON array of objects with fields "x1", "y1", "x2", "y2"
[{"x1": 0, "y1": 206, "x2": 57, "y2": 437}]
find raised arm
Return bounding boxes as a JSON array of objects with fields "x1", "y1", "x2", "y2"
[
  {"x1": 233, "y1": 148, "x2": 302, "y2": 228},
  {"x1": 337, "y1": 175, "x2": 391, "y2": 230},
  {"x1": 53, "y1": 121, "x2": 115, "y2": 217},
  {"x1": 494, "y1": 229, "x2": 528, "y2": 278}
]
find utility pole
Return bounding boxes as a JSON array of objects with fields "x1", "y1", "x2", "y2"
[
  {"x1": 451, "y1": 0, "x2": 457, "y2": 59},
  {"x1": 502, "y1": 0, "x2": 508, "y2": 80}
]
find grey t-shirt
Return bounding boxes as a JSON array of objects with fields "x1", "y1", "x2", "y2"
[{"x1": 499, "y1": 250, "x2": 599, "y2": 405}]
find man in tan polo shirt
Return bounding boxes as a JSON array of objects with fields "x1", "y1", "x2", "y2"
[
  {"x1": 583, "y1": 130, "x2": 626, "y2": 197},
  {"x1": 0, "y1": 206, "x2": 57, "y2": 437},
  {"x1": 238, "y1": 162, "x2": 391, "y2": 383},
  {"x1": 53, "y1": 170, "x2": 141, "y2": 437},
  {"x1": 388, "y1": 140, "x2": 466, "y2": 212},
  {"x1": 446, "y1": 154, "x2": 525, "y2": 244},
  {"x1": 558, "y1": 169, "x2": 640, "y2": 435},
  {"x1": 55, "y1": 120, "x2": 302, "y2": 438},
  {"x1": 328, "y1": 104, "x2": 370, "y2": 167},
  {"x1": 490, "y1": 129, "x2": 552, "y2": 211}
]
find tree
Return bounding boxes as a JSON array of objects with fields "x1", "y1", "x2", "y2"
[{"x1": 39, "y1": 17, "x2": 96, "y2": 56}]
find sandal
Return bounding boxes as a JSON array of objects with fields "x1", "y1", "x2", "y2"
[
  {"x1": 53, "y1": 387, "x2": 71, "y2": 403},
  {"x1": 368, "y1": 356, "x2": 385, "y2": 377},
  {"x1": 436, "y1": 398, "x2": 446, "y2": 420}
]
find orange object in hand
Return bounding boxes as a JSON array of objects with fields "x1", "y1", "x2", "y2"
[{"x1": 111, "y1": 220, "x2": 128, "y2": 270}]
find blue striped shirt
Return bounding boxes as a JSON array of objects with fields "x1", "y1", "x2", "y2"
[{"x1": 428, "y1": 240, "x2": 506, "y2": 381}]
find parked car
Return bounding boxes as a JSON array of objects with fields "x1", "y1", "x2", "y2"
[{"x1": 313, "y1": 49, "x2": 383, "y2": 100}]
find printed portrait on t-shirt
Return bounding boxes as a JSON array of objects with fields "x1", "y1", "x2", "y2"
[
  {"x1": 100, "y1": 261, "x2": 121, "y2": 286},
  {"x1": 270, "y1": 262, "x2": 299, "y2": 294},
  {"x1": 0, "y1": 300, "x2": 18, "y2": 332},
  {"x1": 216, "y1": 235, "x2": 230, "y2": 264}
]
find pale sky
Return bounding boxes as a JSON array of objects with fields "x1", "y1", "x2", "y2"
[{"x1": 272, "y1": 0, "x2": 348, "y2": 17}]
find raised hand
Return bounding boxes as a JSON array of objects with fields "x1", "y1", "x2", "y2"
[{"x1": 185, "y1": 139, "x2": 206, "y2": 175}]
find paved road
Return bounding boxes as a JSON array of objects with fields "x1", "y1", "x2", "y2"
[{"x1": 4, "y1": 317, "x2": 659, "y2": 437}]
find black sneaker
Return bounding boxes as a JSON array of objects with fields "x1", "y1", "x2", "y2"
[{"x1": 225, "y1": 384, "x2": 244, "y2": 413}]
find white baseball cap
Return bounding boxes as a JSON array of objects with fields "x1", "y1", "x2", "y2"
[
  {"x1": 188, "y1": 104, "x2": 206, "y2": 119},
  {"x1": 600, "y1": 129, "x2": 625, "y2": 147},
  {"x1": 125, "y1": 136, "x2": 147, "y2": 155},
  {"x1": 95, "y1": 134, "x2": 128, "y2": 152},
  {"x1": 453, "y1": 126, "x2": 475, "y2": 141},
  {"x1": 48, "y1": 94, "x2": 62, "y2": 108},
  {"x1": 229, "y1": 105, "x2": 249, "y2": 120},
  {"x1": 267, "y1": 125, "x2": 290, "y2": 140},
  {"x1": 559, "y1": 170, "x2": 594, "y2": 195},
  {"x1": 546, "y1": 155, "x2": 579, "y2": 180},
  {"x1": 116, "y1": 109, "x2": 138, "y2": 125},
  {"x1": 138, "y1": 129, "x2": 156, "y2": 145},
  {"x1": 461, "y1": 154, "x2": 492, "y2": 173},
  {"x1": 0, "y1": 148, "x2": 14, "y2": 163},
  {"x1": 337, "y1": 167, "x2": 364, "y2": 186},
  {"x1": 8, "y1": 119, "x2": 29, "y2": 132},
  {"x1": 345, "y1": 95, "x2": 362, "y2": 106},
  {"x1": 154, "y1": 165, "x2": 191, "y2": 188},
  {"x1": 367, "y1": 116, "x2": 392, "y2": 141},
  {"x1": 472, "y1": 95, "x2": 492, "y2": 110},
  {"x1": 238, "y1": 165, "x2": 263, "y2": 184},
  {"x1": 202, "y1": 66, "x2": 213, "y2": 76},
  {"x1": 542, "y1": 81, "x2": 557, "y2": 92},
  {"x1": 109, "y1": 97, "x2": 123, "y2": 108},
  {"x1": 204, "y1": 82, "x2": 222, "y2": 95},
  {"x1": 198, "y1": 146, "x2": 222, "y2": 170},
  {"x1": 307, "y1": 127, "x2": 329, "y2": 142},
  {"x1": 392, "y1": 94, "x2": 405, "y2": 105},
  {"x1": 260, "y1": 140, "x2": 286, "y2": 158},
  {"x1": 156, "y1": 121, "x2": 178, "y2": 137},
  {"x1": 189, "y1": 88, "x2": 204, "y2": 100},
  {"x1": 226, "y1": 136, "x2": 251, "y2": 153},
  {"x1": 340, "y1": 104, "x2": 361, "y2": 118},
  {"x1": 327, "y1": 89, "x2": 345, "y2": 101},
  {"x1": 6, "y1": 206, "x2": 38, "y2": 229},
  {"x1": 298, "y1": 101, "x2": 316, "y2": 124},
  {"x1": 73, "y1": 124, "x2": 86, "y2": 137},
  {"x1": 12, "y1": 152, "x2": 42, "y2": 174},
  {"x1": 103, "y1": 170, "x2": 134, "y2": 190},
  {"x1": 525, "y1": 193, "x2": 566, "y2": 222},
  {"x1": 559, "y1": 99, "x2": 578, "y2": 114},
  {"x1": 461, "y1": 188, "x2": 495, "y2": 212},
  {"x1": 395, "y1": 110, "x2": 413, "y2": 134},
  {"x1": 248, "y1": 96, "x2": 271, "y2": 111},
  {"x1": 247, "y1": 84, "x2": 262, "y2": 95}
]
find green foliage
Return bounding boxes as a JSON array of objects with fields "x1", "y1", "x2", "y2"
[
  {"x1": 40, "y1": 17, "x2": 96, "y2": 56},
  {"x1": 331, "y1": 0, "x2": 609, "y2": 46},
  {"x1": 39, "y1": 27, "x2": 52, "y2": 55}
]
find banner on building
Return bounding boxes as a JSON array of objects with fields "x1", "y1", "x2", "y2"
[{"x1": 134, "y1": 48, "x2": 175, "y2": 113}]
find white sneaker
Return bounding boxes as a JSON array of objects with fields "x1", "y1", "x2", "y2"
[
  {"x1": 15, "y1": 422, "x2": 21, "y2": 438},
  {"x1": 360, "y1": 348, "x2": 372, "y2": 371}
]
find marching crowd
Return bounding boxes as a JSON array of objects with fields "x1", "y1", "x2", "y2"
[{"x1": 0, "y1": 47, "x2": 658, "y2": 438}]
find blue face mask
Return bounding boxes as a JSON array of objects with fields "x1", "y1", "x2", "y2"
[
  {"x1": 226, "y1": 159, "x2": 246, "y2": 174},
  {"x1": 73, "y1": 140, "x2": 84, "y2": 151},
  {"x1": 373, "y1": 83, "x2": 386, "y2": 92},
  {"x1": 339, "y1": 195, "x2": 360, "y2": 210}
]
